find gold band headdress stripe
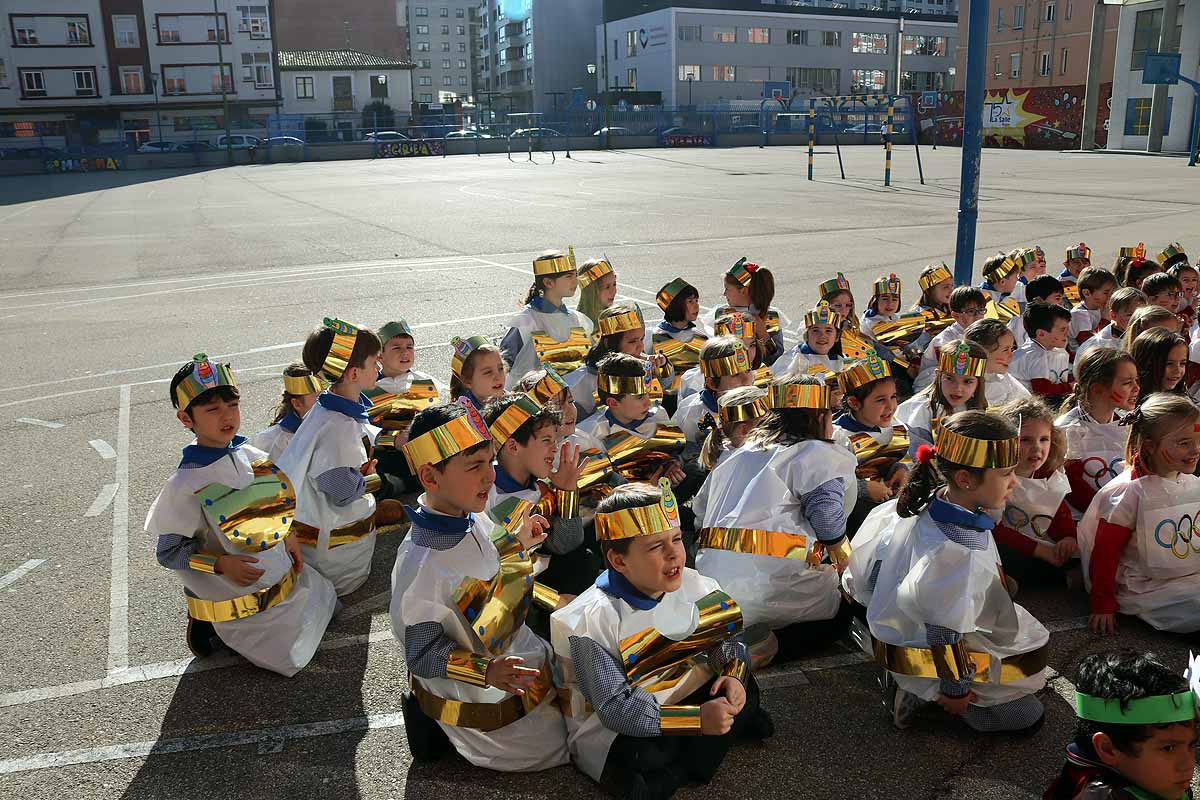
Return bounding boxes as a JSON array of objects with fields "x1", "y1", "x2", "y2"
[
  {"x1": 1160, "y1": 242, "x2": 1188, "y2": 266},
  {"x1": 320, "y1": 318, "x2": 362, "y2": 382},
  {"x1": 597, "y1": 372, "x2": 647, "y2": 397},
  {"x1": 283, "y1": 373, "x2": 325, "y2": 396},
  {"x1": 401, "y1": 399, "x2": 493, "y2": 471},
  {"x1": 450, "y1": 335, "x2": 492, "y2": 380},
  {"x1": 727, "y1": 257, "x2": 760, "y2": 288},
  {"x1": 938, "y1": 342, "x2": 986, "y2": 377},
  {"x1": 596, "y1": 305, "x2": 645, "y2": 338},
  {"x1": 804, "y1": 300, "x2": 843, "y2": 329},
  {"x1": 378, "y1": 320, "x2": 413, "y2": 342},
  {"x1": 818, "y1": 272, "x2": 852, "y2": 299},
  {"x1": 838, "y1": 353, "x2": 891, "y2": 392},
  {"x1": 488, "y1": 394, "x2": 543, "y2": 448},
  {"x1": 527, "y1": 365, "x2": 568, "y2": 405},
  {"x1": 656, "y1": 278, "x2": 695, "y2": 312},
  {"x1": 174, "y1": 353, "x2": 237, "y2": 409},
  {"x1": 533, "y1": 253, "x2": 574, "y2": 277},
  {"x1": 933, "y1": 426, "x2": 1019, "y2": 469},
  {"x1": 1118, "y1": 243, "x2": 1146, "y2": 260},
  {"x1": 594, "y1": 478, "x2": 682, "y2": 541},
  {"x1": 720, "y1": 395, "x2": 770, "y2": 425},
  {"x1": 986, "y1": 249, "x2": 1031, "y2": 282},
  {"x1": 918, "y1": 265, "x2": 953, "y2": 292},
  {"x1": 700, "y1": 340, "x2": 752, "y2": 379},
  {"x1": 578, "y1": 259, "x2": 614, "y2": 288},
  {"x1": 768, "y1": 383, "x2": 829, "y2": 410},
  {"x1": 873, "y1": 274, "x2": 902, "y2": 299},
  {"x1": 1065, "y1": 242, "x2": 1092, "y2": 261}
]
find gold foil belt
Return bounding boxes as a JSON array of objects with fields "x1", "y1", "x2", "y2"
[
  {"x1": 698, "y1": 527, "x2": 811, "y2": 561},
  {"x1": 365, "y1": 381, "x2": 439, "y2": 427},
  {"x1": 196, "y1": 459, "x2": 297, "y2": 553},
  {"x1": 873, "y1": 639, "x2": 1049, "y2": 683},
  {"x1": 454, "y1": 520, "x2": 537, "y2": 656},
  {"x1": 619, "y1": 590, "x2": 744, "y2": 694},
  {"x1": 410, "y1": 663, "x2": 554, "y2": 732},
  {"x1": 605, "y1": 426, "x2": 686, "y2": 481},
  {"x1": 185, "y1": 567, "x2": 298, "y2": 623},
  {"x1": 531, "y1": 329, "x2": 592, "y2": 373},
  {"x1": 654, "y1": 336, "x2": 706, "y2": 372},
  {"x1": 291, "y1": 513, "x2": 376, "y2": 548},
  {"x1": 849, "y1": 429, "x2": 911, "y2": 479}
]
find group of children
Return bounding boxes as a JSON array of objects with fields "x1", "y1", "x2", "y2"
[{"x1": 145, "y1": 241, "x2": 1200, "y2": 799}]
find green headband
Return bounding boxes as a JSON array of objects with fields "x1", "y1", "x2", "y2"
[{"x1": 1075, "y1": 691, "x2": 1196, "y2": 725}]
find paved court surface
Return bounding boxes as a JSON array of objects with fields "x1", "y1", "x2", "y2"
[{"x1": 1, "y1": 145, "x2": 1198, "y2": 799}]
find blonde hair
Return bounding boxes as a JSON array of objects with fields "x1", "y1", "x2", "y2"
[
  {"x1": 1125, "y1": 393, "x2": 1200, "y2": 474},
  {"x1": 699, "y1": 386, "x2": 767, "y2": 470},
  {"x1": 577, "y1": 258, "x2": 614, "y2": 325},
  {"x1": 995, "y1": 396, "x2": 1066, "y2": 474},
  {"x1": 1121, "y1": 305, "x2": 1178, "y2": 350}
]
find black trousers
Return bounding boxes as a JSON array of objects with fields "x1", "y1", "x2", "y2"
[
  {"x1": 772, "y1": 597, "x2": 854, "y2": 662},
  {"x1": 525, "y1": 545, "x2": 604, "y2": 640},
  {"x1": 600, "y1": 675, "x2": 763, "y2": 799},
  {"x1": 997, "y1": 542, "x2": 1076, "y2": 587}
]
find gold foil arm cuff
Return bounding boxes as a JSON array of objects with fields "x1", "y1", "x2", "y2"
[
  {"x1": 446, "y1": 649, "x2": 493, "y2": 688},
  {"x1": 188, "y1": 552, "x2": 220, "y2": 574},
  {"x1": 363, "y1": 473, "x2": 382, "y2": 494},
  {"x1": 532, "y1": 582, "x2": 561, "y2": 612},
  {"x1": 947, "y1": 640, "x2": 975, "y2": 682},
  {"x1": 554, "y1": 489, "x2": 579, "y2": 519},
  {"x1": 825, "y1": 537, "x2": 852, "y2": 569},
  {"x1": 872, "y1": 640, "x2": 1049, "y2": 683},
  {"x1": 659, "y1": 706, "x2": 703, "y2": 735},
  {"x1": 721, "y1": 658, "x2": 750, "y2": 687}
]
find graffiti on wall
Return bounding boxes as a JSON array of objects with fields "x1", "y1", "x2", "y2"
[
  {"x1": 378, "y1": 140, "x2": 443, "y2": 157},
  {"x1": 44, "y1": 156, "x2": 122, "y2": 173}
]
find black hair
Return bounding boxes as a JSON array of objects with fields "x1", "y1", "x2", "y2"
[
  {"x1": 271, "y1": 362, "x2": 317, "y2": 425},
  {"x1": 981, "y1": 252, "x2": 1009, "y2": 280},
  {"x1": 301, "y1": 325, "x2": 383, "y2": 384},
  {"x1": 1025, "y1": 274, "x2": 1065, "y2": 304},
  {"x1": 408, "y1": 402, "x2": 492, "y2": 473},
  {"x1": 663, "y1": 284, "x2": 699, "y2": 325},
  {"x1": 596, "y1": 352, "x2": 647, "y2": 403},
  {"x1": 896, "y1": 410, "x2": 1016, "y2": 518},
  {"x1": 1073, "y1": 650, "x2": 1191, "y2": 755},
  {"x1": 596, "y1": 482, "x2": 664, "y2": 561},
  {"x1": 586, "y1": 303, "x2": 642, "y2": 370},
  {"x1": 481, "y1": 392, "x2": 562, "y2": 446},
  {"x1": 1078, "y1": 266, "x2": 1118, "y2": 294},
  {"x1": 745, "y1": 374, "x2": 830, "y2": 448},
  {"x1": 1130, "y1": 327, "x2": 1189, "y2": 402},
  {"x1": 949, "y1": 286, "x2": 987, "y2": 313},
  {"x1": 1022, "y1": 302, "x2": 1072, "y2": 338},
  {"x1": 1142, "y1": 271, "x2": 1183, "y2": 299},
  {"x1": 169, "y1": 360, "x2": 239, "y2": 413}
]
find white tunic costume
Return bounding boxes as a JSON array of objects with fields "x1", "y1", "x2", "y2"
[
  {"x1": 250, "y1": 412, "x2": 302, "y2": 464},
  {"x1": 1074, "y1": 324, "x2": 1123, "y2": 374},
  {"x1": 693, "y1": 440, "x2": 857, "y2": 628},
  {"x1": 277, "y1": 393, "x2": 380, "y2": 596},
  {"x1": 984, "y1": 371, "x2": 1031, "y2": 409},
  {"x1": 1010, "y1": 340, "x2": 1072, "y2": 397},
  {"x1": 775, "y1": 345, "x2": 843, "y2": 379},
  {"x1": 1055, "y1": 405, "x2": 1127, "y2": 518},
  {"x1": 145, "y1": 441, "x2": 337, "y2": 676},
  {"x1": 672, "y1": 390, "x2": 719, "y2": 444},
  {"x1": 1000, "y1": 471, "x2": 1071, "y2": 545},
  {"x1": 896, "y1": 395, "x2": 965, "y2": 459},
  {"x1": 502, "y1": 302, "x2": 594, "y2": 389},
  {"x1": 1077, "y1": 469, "x2": 1200, "y2": 633}
]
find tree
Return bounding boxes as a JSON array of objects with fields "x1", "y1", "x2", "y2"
[{"x1": 362, "y1": 101, "x2": 395, "y2": 131}]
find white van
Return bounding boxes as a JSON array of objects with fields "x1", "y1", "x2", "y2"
[{"x1": 213, "y1": 134, "x2": 261, "y2": 150}]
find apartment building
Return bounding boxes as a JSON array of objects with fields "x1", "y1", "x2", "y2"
[
  {"x1": 400, "y1": 0, "x2": 475, "y2": 104},
  {"x1": 952, "y1": 0, "x2": 1118, "y2": 90},
  {"x1": 272, "y1": 0, "x2": 410, "y2": 61},
  {"x1": 0, "y1": 0, "x2": 277, "y2": 147},
  {"x1": 602, "y1": 0, "x2": 957, "y2": 107}
]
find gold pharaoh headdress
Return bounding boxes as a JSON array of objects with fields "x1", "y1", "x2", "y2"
[
  {"x1": 873, "y1": 273, "x2": 902, "y2": 299},
  {"x1": 933, "y1": 425, "x2": 1018, "y2": 469},
  {"x1": 713, "y1": 312, "x2": 750, "y2": 339},
  {"x1": 1065, "y1": 242, "x2": 1092, "y2": 262},
  {"x1": 526, "y1": 365, "x2": 569, "y2": 405},
  {"x1": 656, "y1": 278, "x2": 695, "y2": 312},
  {"x1": 401, "y1": 398, "x2": 493, "y2": 471},
  {"x1": 768, "y1": 382, "x2": 829, "y2": 410},
  {"x1": 719, "y1": 393, "x2": 770, "y2": 426},
  {"x1": 282, "y1": 372, "x2": 325, "y2": 396},
  {"x1": 805, "y1": 301, "x2": 843, "y2": 329},
  {"x1": 533, "y1": 253, "x2": 575, "y2": 277},
  {"x1": 596, "y1": 305, "x2": 646, "y2": 338},
  {"x1": 918, "y1": 264, "x2": 953, "y2": 292},
  {"x1": 319, "y1": 318, "x2": 363, "y2": 382},
  {"x1": 818, "y1": 272, "x2": 852, "y2": 299},
  {"x1": 450, "y1": 335, "x2": 492, "y2": 380},
  {"x1": 488, "y1": 393, "x2": 544, "y2": 448},
  {"x1": 938, "y1": 342, "x2": 986, "y2": 377},
  {"x1": 578, "y1": 259, "x2": 614, "y2": 288},
  {"x1": 594, "y1": 478, "x2": 682, "y2": 541},
  {"x1": 174, "y1": 353, "x2": 237, "y2": 409},
  {"x1": 838, "y1": 352, "x2": 891, "y2": 392},
  {"x1": 700, "y1": 340, "x2": 752, "y2": 379}
]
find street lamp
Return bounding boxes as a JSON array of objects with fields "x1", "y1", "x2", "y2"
[
  {"x1": 149, "y1": 72, "x2": 163, "y2": 145},
  {"x1": 688, "y1": 75, "x2": 694, "y2": 107}
]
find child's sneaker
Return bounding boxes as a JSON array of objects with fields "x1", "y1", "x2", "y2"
[
  {"x1": 881, "y1": 671, "x2": 926, "y2": 729},
  {"x1": 185, "y1": 616, "x2": 221, "y2": 658}
]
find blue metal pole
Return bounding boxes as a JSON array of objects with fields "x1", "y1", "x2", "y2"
[{"x1": 953, "y1": 0, "x2": 990, "y2": 286}]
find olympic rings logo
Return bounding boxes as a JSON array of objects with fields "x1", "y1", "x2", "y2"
[
  {"x1": 1002, "y1": 506, "x2": 1055, "y2": 539},
  {"x1": 1050, "y1": 367, "x2": 1073, "y2": 384},
  {"x1": 1081, "y1": 456, "x2": 1124, "y2": 489},
  {"x1": 1153, "y1": 514, "x2": 1200, "y2": 560}
]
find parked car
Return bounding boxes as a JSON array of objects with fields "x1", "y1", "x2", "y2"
[
  {"x1": 213, "y1": 134, "x2": 261, "y2": 150},
  {"x1": 509, "y1": 127, "x2": 563, "y2": 138},
  {"x1": 729, "y1": 124, "x2": 764, "y2": 134},
  {"x1": 264, "y1": 136, "x2": 305, "y2": 146},
  {"x1": 362, "y1": 131, "x2": 410, "y2": 142},
  {"x1": 444, "y1": 130, "x2": 494, "y2": 139},
  {"x1": 592, "y1": 126, "x2": 634, "y2": 137},
  {"x1": 660, "y1": 127, "x2": 699, "y2": 137},
  {"x1": 173, "y1": 141, "x2": 215, "y2": 152},
  {"x1": 137, "y1": 141, "x2": 176, "y2": 153},
  {"x1": 1, "y1": 146, "x2": 67, "y2": 160}
]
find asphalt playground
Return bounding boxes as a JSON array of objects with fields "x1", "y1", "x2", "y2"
[{"x1": 1, "y1": 143, "x2": 1199, "y2": 799}]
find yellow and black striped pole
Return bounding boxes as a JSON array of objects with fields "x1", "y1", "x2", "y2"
[
  {"x1": 884, "y1": 102, "x2": 894, "y2": 187},
  {"x1": 807, "y1": 99, "x2": 815, "y2": 181}
]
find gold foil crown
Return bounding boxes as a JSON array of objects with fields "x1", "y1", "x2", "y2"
[
  {"x1": 727, "y1": 257, "x2": 760, "y2": 287},
  {"x1": 401, "y1": 398, "x2": 493, "y2": 471},
  {"x1": 450, "y1": 335, "x2": 492, "y2": 379},
  {"x1": 934, "y1": 426, "x2": 1019, "y2": 469},
  {"x1": 1118, "y1": 242, "x2": 1146, "y2": 260},
  {"x1": 174, "y1": 353, "x2": 237, "y2": 409},
  {"x1": 527, "y1": 365, "x2": 568, "y2": 405},
  {"x1": 918, "y1": 264, "x2": 953, "y2": 292},
  {"x1": 596, "y1": 305, "x2": 645, "y2": 338},
  {"x1": 987, "y1": 250, "x2": 1030, "y2": 281},
  {"x1": 838, "y1": 353, "x2": 891, "y2": 392},
  {"x1": 818, "y1": 272, "x2": 852, "y2": 299},
  {"x1": 319, "y1": 317, "x2": 362, "y2": 382},
  {"x1": 533, "y1": 253, "x2": 574, "y2": 277},
  {"x1": 701, "y1": 341, "x2": 752, "y2": 379},
  {"x1": 804, "y1": 301, "x2": 843, "y2": 329},
  {"x1": 597, "y1": 367, "x2": 648, "y2": 397},
  {"x1": 283, "y1": 373, "x2": 325, "y2": 396},
  {"x1": 873, "y1": 273, "x2": 902, "y2": 299},
  {"x1": 578, "y1": 259, "x2": 614, "y2": 288},
  {"x1": 768, "y1": 382, "x2": 829, "y2": 410},
  {"x1": 713, "y1": 312, "x2": 749, "y2": 339},
  {"x1": 1160, "y1": 242, "x2": 1188, "y2": 265},
  {"x1": 594, "y1": 478, "x2": 682, "y2": 541},
  {"x1": 719, "y1": 393, "x2": 770, "y2": 425},
  {"x1": 488, "y1": 393, "x2": 543, "y2": 448},
  {"x1": 938, "y1": 343, "x2": 987, "y2": 377},
  {"x1": 1065, "y1": 242, "x2": 1092, "y2": 261},
  {"x1": 656, "y1": 277, "x2": 694, "y2": 312}
]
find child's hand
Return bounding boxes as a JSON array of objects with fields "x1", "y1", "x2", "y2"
[
  {"x1": 866, "y1": 480, "x2": 894, "y2": 503},
  {"x1": 886, "y1": 467, "x2": 909, "y2": 495},
  {"x1": 549, "y1": 442, "x2": 583, "y2": 490},
  {"x1": 284, "y1": 534, "x2": 304, "y2": 573},
  {"x1": 711, "y1": 676, "x2": 746, "y2": 715},
  {"x1": 216, "y1": 554, "x2": 265, "y2": 586},
  {"x1": 649, "y1": 353, "x2": 669, "y2": 371},
  {"x1": 1090, "y1": 613, "x2": 1117, "y2": 636},
  {"x1": 936, "y1": 690, "x2": 976, "y2": 717},
  {"x1": 1055, "y1": 537, "x2": 1080, "y2": 562},
  {"x1": 664, "y1": 462, "x2": 686, "y2": 487},
  {"x1": 360, "y1": 459, "x2": 378, "y2": 476},
  {"x1": 517, "y1": 513, "x2": 549, "y2": 552},
  {"x1": 699, "y1": 698, "x2": 737, "y2": 735},
  {"x1": 485, "y1": 655, "x2": 541, "y2": 695},
  {"x1": 1033, "y1": 543, "x2": 1064, "y2": 566}
]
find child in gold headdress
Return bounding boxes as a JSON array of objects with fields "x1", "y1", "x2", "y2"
[
  {"x1": 147, "y1": 355, "x2": 337, "y2": 673},
  {"x1": 252, "y1": 363, "x2": 323, "y2": 462},
  {"x1": 500, "y1": 250, "x2": 594, "y2": 387},
  {"x1": 843, "y1": 410, "x2": 1048, "y2": 733},
  {"x1": 706, "y1": 258, "x2": 784, "y2": 367},
  {"x1": 551, "y1": 481, "x2": 770, "y2": 799}
]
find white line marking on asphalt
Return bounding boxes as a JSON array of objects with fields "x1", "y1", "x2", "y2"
[
  {"x1": 0, "y1": 205, "x2": 36, "y2": 225},
  {"x1": 0, "y1": 711, "x2": 407, "y2": 774},
  {"x1": 89, "y1": 439, "x2": 117, "y2": 459},
  {"x1": 336, "y1": 591, "x2": 391, "y2": 620},
  {"x1": 84, "y1": 483, "x2": 119, "y2": 518},
  {"x1": 106, "y1": 385, "x2": 131, "y2": 675},
  {"x1": 0, "y1": 559, "x2": 46, "y2": 591},
  {"x1": 15, "y1": 417, "x2": 64, "y2": 429}
]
